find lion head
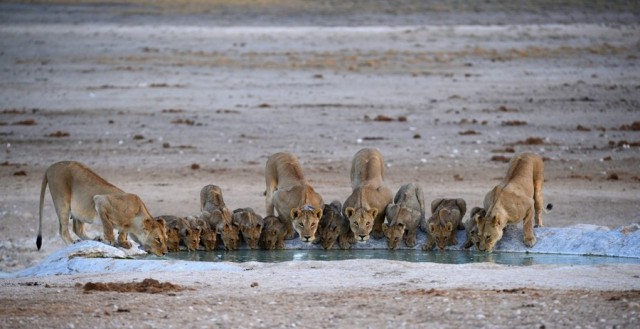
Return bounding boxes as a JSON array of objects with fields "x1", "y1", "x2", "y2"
[
  {"x1": 290, "y1": 205, "x2": 322, "y2": 243},
  {"x1": 427, "y1": 208, "x2": 459, "y2": 250},
  {"x1": 475, "y1": 209, "x2": 504, "y2": 253},
  {"x1": 221, "y1": 222, "x2": 240, "y2": 250},
  {"x1": 344, "y1": 207, "x2": 378, "y2": 242},
  {"x1": 260, "y1": 215, "x2": 287, "y2": 250},
  {"x1": 233, "y1": 208, "x2": 264, "y2": 249},
  {"x1": 181, "y1": 219, "x2": 201, "y2": 252},
  {"x1": 318, "y1": 202, "x2": 344, "y2": 250},
  {"x1": 165, "y1": 226, "x2": 180, "y2": 252},
  {"x1": 142, "y1": 218, "x2": 169, "y2": 256},
  {"x1": 382, "y1": 221, "x2": 405, "y2": 250}
]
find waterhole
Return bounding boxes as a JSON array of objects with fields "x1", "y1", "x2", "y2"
[{"x1": 142, "y1": 249, "x2": 640, "y2": 266}]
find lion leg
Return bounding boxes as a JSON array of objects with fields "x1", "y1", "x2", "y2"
[
  {"x1": 532, "y1": 157, "x2": 545, "y2": 227},
  {"x1": 448, "y1": 231, "x2": 458, "y2": 246},
  {"x1": 522, "y1": 206, "x2": 537, "y2": 248},
  {"x1": 72, "y1": 217, "x2": 91, "y2": 241},
  {"x1": 404, "y1": 228, "x2": 417, "y2": 248},
  {"x1": 422, "y1": 236, "x2": 435, "y2": 251},
  {"x1": 371, "y1": 213, "x2": 385, "y2": 239},
  {"x1": 52, "y1": 195, "x2": 75, "y2": 244},
  {"x1": 117, "y1": 230, "x2": 132, "y2": 249},
  {"x1": 95, "y1": 203, "x2": 117, "y2": 246}
]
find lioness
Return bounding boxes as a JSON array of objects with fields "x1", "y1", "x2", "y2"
[
  {"x1": 260, "y1": 215, "x2": 287, "y2": 250},
  {"x1": 422, "y1": 198, "x2": 466, "y2": 251},
  {"x1": 343, "y1": 148, "x2": 393, "y2": 241},
  {"x1": 265, "y1": 152, "x2": 323, "y2": 242},
  {"x1": 232, "y1": 207, "x2": 264, "y2": 249},
  {"x1": 476, "y1": 152, "x2": 546, "y2": 252},
  {"x1": 38, "y1": 161, "x2": 167, "y2": 256},
  {"x1": 383, "y1": 183, "x2": 425, "y2": 249},
  {"x1": 462, "y1": 207, "x2": 484, "y2": 250},
  {"x1": 317, "y1": 200, "x2": 354, "y2": 250}
]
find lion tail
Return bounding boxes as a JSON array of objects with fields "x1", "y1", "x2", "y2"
[
  {"x1": 37, "y1": 171, "x2": 48, "y2": 250},
  {"x1": 545, "y1": 203, "x2": 553, "y2": 213}
]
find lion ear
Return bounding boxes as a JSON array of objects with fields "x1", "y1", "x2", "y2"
[
  {"x1": 369, "y1": 208, "x2": 378, "y2": 218},
  {"x1": 345, "y1": 207, "x2": 355, "y2": 218},
  {"x1": 430, "y1": 198, "x2": 444, "y2": 214},
  {"x1": 143, "y1": 218, "x2": 153, "y2": 230},
  {"x1": 456, "y1": 199, "x2": 467, "y2": 217},
  {"x1": 156, "y1": 218, "x2": 166, "y2": 230},
  {"x1": 382, "y1": 223, "x2": 389, "y2": 234},
  {"x1": 428, "y1": 222, "x2": 436, "y2": 232},
  {"x1": 446, "y1": 222, "x2": 453, "y2": 231},
  {"x1": 290, "y1": 208, "x2": 300, "y2": 219},
  {"x1": 314, "y1": 208, "x2": 323, "y2": 219}
]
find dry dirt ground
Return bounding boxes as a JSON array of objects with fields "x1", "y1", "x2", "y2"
[{"x1": 0, "y1": 1, "x2": 639, "y2": 328}]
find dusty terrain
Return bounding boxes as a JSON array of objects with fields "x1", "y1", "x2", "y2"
[{"x1": 0, "y1": 1, "x2": 639, "y2": 327}]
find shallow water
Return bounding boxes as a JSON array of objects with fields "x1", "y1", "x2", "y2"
[{"x1": 144, "y1": 249, "x2": 640, "y2": 266}]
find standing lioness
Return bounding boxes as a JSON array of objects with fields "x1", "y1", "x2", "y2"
[
  {"x1": 38, "y1": 161, "x2": 168, "y2": 256},
  {"x1": 476, "y1": 153, "x2": 546, "y2": 252},
  {"x1": 265, "y1": 152, "x2": 323, "y2": 242},
  {"x1": 343, "y1": 148, "x2": 393, "y2": 241}
]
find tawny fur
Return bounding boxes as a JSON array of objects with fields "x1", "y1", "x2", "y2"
[
  {"x1": 161, "y1": 216, "x2": 200, "y2": 252},
  {"x1": 38, "y1": 161, "x2": 167, "y2": 256},
  {"x1": 462, "y1": 207, "x2": 484, "y2": 250},
  {"x1": 265, "y1": 152, "x2": 323, "y2": 242},
  {"x1": 383, "y1": 183, "x2": 425, "y2": 249},
  {"x1": 476, "y1": 152, "x2": 546, "y2": 252},
  {"x1": 422, "y1": 198, "x2": 466, "y2": 251},
  {"x1": 260, "y1": 215, "x2": 288, "y2": 250},
  {"x1": 317, "y1": 200, "x2": 355, "y2": 250},
  {"x1": 343, "y1": 148, "x2": 393, "y2": 242},
  {"x1": 232, "y1": 208, "x2": 264, "y2": 249}
]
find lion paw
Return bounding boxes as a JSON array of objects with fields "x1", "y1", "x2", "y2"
[
  {"x1": 405, "y1": 237, "x2": 416, "y2": 248},
  {"x1": 119, "y1": 240, "x2": 132, "y2": 249},
  {"x1": 422, "y1": 243, "x2": 434, "y2": 251},
  {"x1": 523, "y1": 235, "x2": 537, "y2": 248}
]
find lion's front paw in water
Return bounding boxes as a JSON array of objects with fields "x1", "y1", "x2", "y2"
[{"x1": 524, "y1": 235, "x2": 537, "y2": 248}]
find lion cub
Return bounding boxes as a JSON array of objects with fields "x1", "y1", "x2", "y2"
[
  {"x1": 156, "y1": 215, "x2": 181, "y2": 252},
  {"x1": 475, "y1": 152, "x2": 547, "y2": 252},
  {"x1": 317, "y1": 201, "x2": 354, "y2": 250},
  {"x1": 232, "y1": 208, "x2": 264, "y2": 249},
  {"x1": 260, "y1": 215, "x2": 288, "y2": 250},
  {"x1": 343, "y1": 148, "x2": 393, "y2": 241},
  {"x1": 190, "y1": 215, "x2": 217, "y2": 251},
  {"x1": 160, "y1": 216, "x2": 201, "y2": 252},
  {"x1": 462, "y1": 207, "x2": 484, "y2": 250},
  {"x1": 422, "y1": 198, "x2": 466, "y2": 251},
  {"x1": 383, "y1": 183, "x2": 425, "y2": 249},
  {"x1": 201, "y1": 210, "x2": 240, "y2": 251}
]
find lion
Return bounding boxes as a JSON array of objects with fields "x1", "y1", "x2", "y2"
[
  {"x1": 422, "y1": 198, "x2": 466, "y2": 251},
  {"x1": 383, "y1": 183, "x2": 425, "y2": 249},
  {"x1": 260, "y1": 215, "x2": 288, "y2": 250},
  {"x1": 317, "y1": 200, "x2": 355, "y2": 250},
  {"x1": 343, "y1": 148, "x2": 393, "y2": 241},
  {"x1": 189, "y1": 215, "x2": 217, "y2": 251},
  {"x1": 155, "y1": 215, "x2": 181, "y2": 252},
  {"x1": 232, "y1": 207, "x2": 264, "y2": 249},
  {"x1": 265, "y1": 152, "x2": 324, "y2": 242},
  {"x1": 162, "y1": 216, "x2": 200, "y2": 252},
  {"x1": 38, "y1": 161, "x2": 167, "y2": 256},
  {"x1": 462, "y1": 207, "x2": 484, "y2": 250},
  {"x1": 475, "y1": 152, "x2": 547, "y2": 252},
  {"x1": 200, "y1": 209, "x2": 239, "y2": 251}
]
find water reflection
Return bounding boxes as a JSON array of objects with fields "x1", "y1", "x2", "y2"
[{"x1": 143, "y1": 249, "x2": 640, "y2": 266}]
